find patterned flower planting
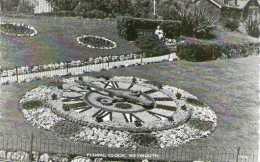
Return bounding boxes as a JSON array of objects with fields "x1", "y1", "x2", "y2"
[
  {"x1": 77, "y1": 35, "x2": 117, "y2": 49},
  {"x1": 20, "y1": 76, "x2": 217, "y2": 148},
  {"x1": 0, "y1": 23, "x2": 37, "y2": 36}
]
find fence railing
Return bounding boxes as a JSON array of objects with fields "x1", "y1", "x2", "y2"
[
  {"x1": 0, "y1": 133, "x2": 258, "y2": 162},
  {"x1": 0, "y1": 54, "x2": 175, "y2": 86}
]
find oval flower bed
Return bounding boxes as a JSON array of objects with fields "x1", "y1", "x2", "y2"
[
  {"x1": 0, "y1": 23, "x2": 37, "y2": 37},
  {"x1": 77, "y1": 35, "x2": 117, "y2": 49}
]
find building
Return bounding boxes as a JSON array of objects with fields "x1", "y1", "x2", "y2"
[
  {"x1": 33, "y1": 0, "x2": 53, "y2": 14},
  {"x1": 206, "y1": 0, "x2": 260, "y2": 21}
]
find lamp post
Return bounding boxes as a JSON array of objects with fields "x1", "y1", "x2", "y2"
[{"x1": 153, "y1": 0, "x2": 156, "y2": 19}]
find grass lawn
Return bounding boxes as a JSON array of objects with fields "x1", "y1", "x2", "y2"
[
  {"x1": 90, "y1": 55, "x2": 259, "y2": 148},
  {"x1": 0, "y1": 55, "x2": 258, "y2": 149},
  {"x1": 0, "y1": 16, "x2": 139, "y2": 69}
]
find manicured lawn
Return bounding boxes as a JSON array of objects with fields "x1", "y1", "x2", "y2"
[
  {"x1": 0, "y1": 16, "x2": 139, "y2": 69},
  {"x1": 0, "y1": 56, "x2": 258, "y2": 148},
  {"x1": 90, "y1": 55, "x2": 259, "y2": 148}
]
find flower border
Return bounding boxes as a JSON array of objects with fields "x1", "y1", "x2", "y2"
[
  {"x1": 77, "y1": 35, "x2": 117, "y2": 50},
  {"x1": 0, "y1": 22, "x2": 37, "y2": 37}
]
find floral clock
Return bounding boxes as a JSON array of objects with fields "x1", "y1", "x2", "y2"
[{"x1": 20, "y1": 76, "x2": 217, "y2": 148}]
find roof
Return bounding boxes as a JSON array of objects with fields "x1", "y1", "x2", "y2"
[
  {"x1": 208, "y1": 0, "x2": 238, "y2": 8},
  {"x1": 237, "y1": 0, "x2": 260, "y2": 8}
]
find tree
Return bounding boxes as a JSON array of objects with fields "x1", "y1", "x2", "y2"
[
  {"x1": 17, "y1": 0, "x2": 36, "y2": 13},
  {"x1": 246, "y1": 18, "x2": 260, "y2": 38},
  {"x1": 130, "y1": 0, "x2": 153, "y2": 18},
  {"x1": 158, "y1": 0, "x2": 216, "y2": 38},
  {"x1": 45, "y1": 0, "x2": 79, "y2": 11},
  {"x1": 1, "y1": 0, "x2": 36, "y2": 13}
]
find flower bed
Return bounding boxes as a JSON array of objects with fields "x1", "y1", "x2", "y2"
[
  {"x1": 19, "y1": 76, "x2": 217, "y2": 148},
  {"x1": 77, "y1": 35, "x2": 117, "y2": 49},
  {"x1": 0, "y1": 22, "x2": 37, "y2": 37}
]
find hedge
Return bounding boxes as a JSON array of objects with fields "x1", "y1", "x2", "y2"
[
  {"x1": 117, "y1": 17, "x2": 181, "y2": 41},
  {"x1": 177, "y1": 36, "x2": 255, "y2": 62}
]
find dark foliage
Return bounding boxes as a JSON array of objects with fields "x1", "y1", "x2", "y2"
[
  {"x1": 177, "y1": 36, "x2": 254, "y2": 62},
  {"x1": 188, "y1": 118, "x2": 214, "y2": 131},
  {"x1": 186, "y1": 98, "x2": 206, "y2": 107},
  {"x1": 52, "y1": 94, "x2": 58, "y2": 100},
  {"x1": 0, "y1": 23, "x2": 34, "y2": 35},
  {"x1": 246, "y1": 19, "x2": 260, "y2": 38},
  {"x1": 131, "y1": 133, "x2": 158, "y2": 147},
  {"x1": 176, "y1": 92, "x2": 182, "y2": 100},
  {"x1": 53, "y1": 121, "x2": 82, "y2": 137},
  {"x1": 135, "y1": 34, "x2": 170, "y2": 57},
  {"x1": 117, "y1": 17, "x2": 180, "y2": 41},
  {"x1": 158, "y1": 0, "x2": 216, "y2": 38},
  {"x1": 22, "y1": 100, "x2": 44, "y2": 110},
  {"x1": 224, "y1": 18, "x2": 239, "y2": 31}
]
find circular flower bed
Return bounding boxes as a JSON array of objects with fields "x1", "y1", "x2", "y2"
[
  {"x1": 20, "y1": 76, "x2": 217, "y2": 148},
  {"x1": 0, "y1": 23, "x2": 37, "y2": 37},
  {"x1": 77, "y1": 35, "x2": 117, "y2": 49}
]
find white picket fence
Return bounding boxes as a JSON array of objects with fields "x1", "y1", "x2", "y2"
[{"x1": 0, "y1": 54, "x2": 177, "y2": 85}]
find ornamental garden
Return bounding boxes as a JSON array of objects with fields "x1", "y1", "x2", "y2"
[
  {"x1": 19, "y1": 76, "x2": 217, "y2": 148},
  {"x1": 0, "y1": 1, "x2": 259, "y2": 161}
]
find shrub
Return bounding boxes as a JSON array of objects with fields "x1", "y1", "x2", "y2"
[
  {"x1": 0, "y1": 23, "x2": 34, "y2": 35},
  {"x1": 117, "y1": 17, "x2": 180, "y2": 41},
  {"x1": 22, "y1": 100, "x2": 44, "y2": 110},
  {"x1": 96, "y1": 116, "x2": 103, "y2": 123},
  {"x1": 78, "y1": 76, "x2": 83, "y2": 81},
  {"x1": 181, "y1": 105, "x2": 187, "y2": 111},
  {"x1": 224, "y1": 18, "x2": 239, "y2": 31},
  {"x1": 52, "y1": 94, "x2": 58, "y2": 100},
  {"x1": 131, "y1": 133, "x2": 158, "y2": 147},
  {"x1": 158, "y1": 0, "x2": 216, "y2": 38},
  {"x1": 53, "y1": 121, "x2": 82, "y2": 137},
  {"x1": 177, "y1": 36, "x2": 254, "y2": 62},
  {"x1": 186, "y1": 98, "x2": 206, "y2": 107},
  {"x1": 246, "y1": 19, "x2": 260, "y2": 38},
  {"x1": 135, "y1": 34, "x2": 170, "y2": 57},
  {"x1": 134, "y1": 120, "x2": 142, "y2": 127},
  {"x1": 176, "y1": 92, "x2": 182, "y2": 100},
  {"x1": 83, "y1": 9, "x2": 107, "y2": 19},
  {"x1": 188, "y1": 118, "x2": 214, "y2": 131}
]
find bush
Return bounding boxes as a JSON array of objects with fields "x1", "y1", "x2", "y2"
[
  {"x1": 186, "y1": 98, "x2": 206, "y2": 107},
  {"x1": 22, "y1": 100, "x2": 44, "y2": 110},
  {"x1": 53, "y1": 121, "x2": 82, "y2": 137},
  {"x1": 188, "y1": 118, "x2": 214, "y2": 131},
  {"x1": 224, "y1": 18, "x2": 239, "y2": 31},
  {"x1": 177, "y1": 36, "x2": 254, "y2": 62},
  {"x1": 117, "y1": 17, "x2": 180, "y2": 41},
  {"x1": 135, "y1": 34, "x2": 170, "y2": 57},
  {"x1": 246, "y1": 19, "x2": 260, "y2": 38},
  {"x1": 176, "y1": 92, "x2": 182, "y2": 100},
  {"x1": 52, "y1": 94, "x2": 58, "y2": 100},
  {"x1": 0, "y1": 23, "x2": 34, "y2": 35},
  {"x1": 83, "y1": 9, "x2": 107, "y2": 19},
  {"x1": 131, "y1": 133, "x2": 158, "y2": 147}
]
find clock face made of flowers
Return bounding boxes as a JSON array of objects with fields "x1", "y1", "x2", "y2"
[
  {"x1": 50, "y1": 76, "x2": 194, "y2": 132},
  {"x1": 20, "y1": 76, "x2": 217, "y2": 148}
]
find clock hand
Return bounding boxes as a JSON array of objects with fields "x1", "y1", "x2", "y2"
[{"x1": 76, "y1": 80, "x2": 155, "y2": 108}]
